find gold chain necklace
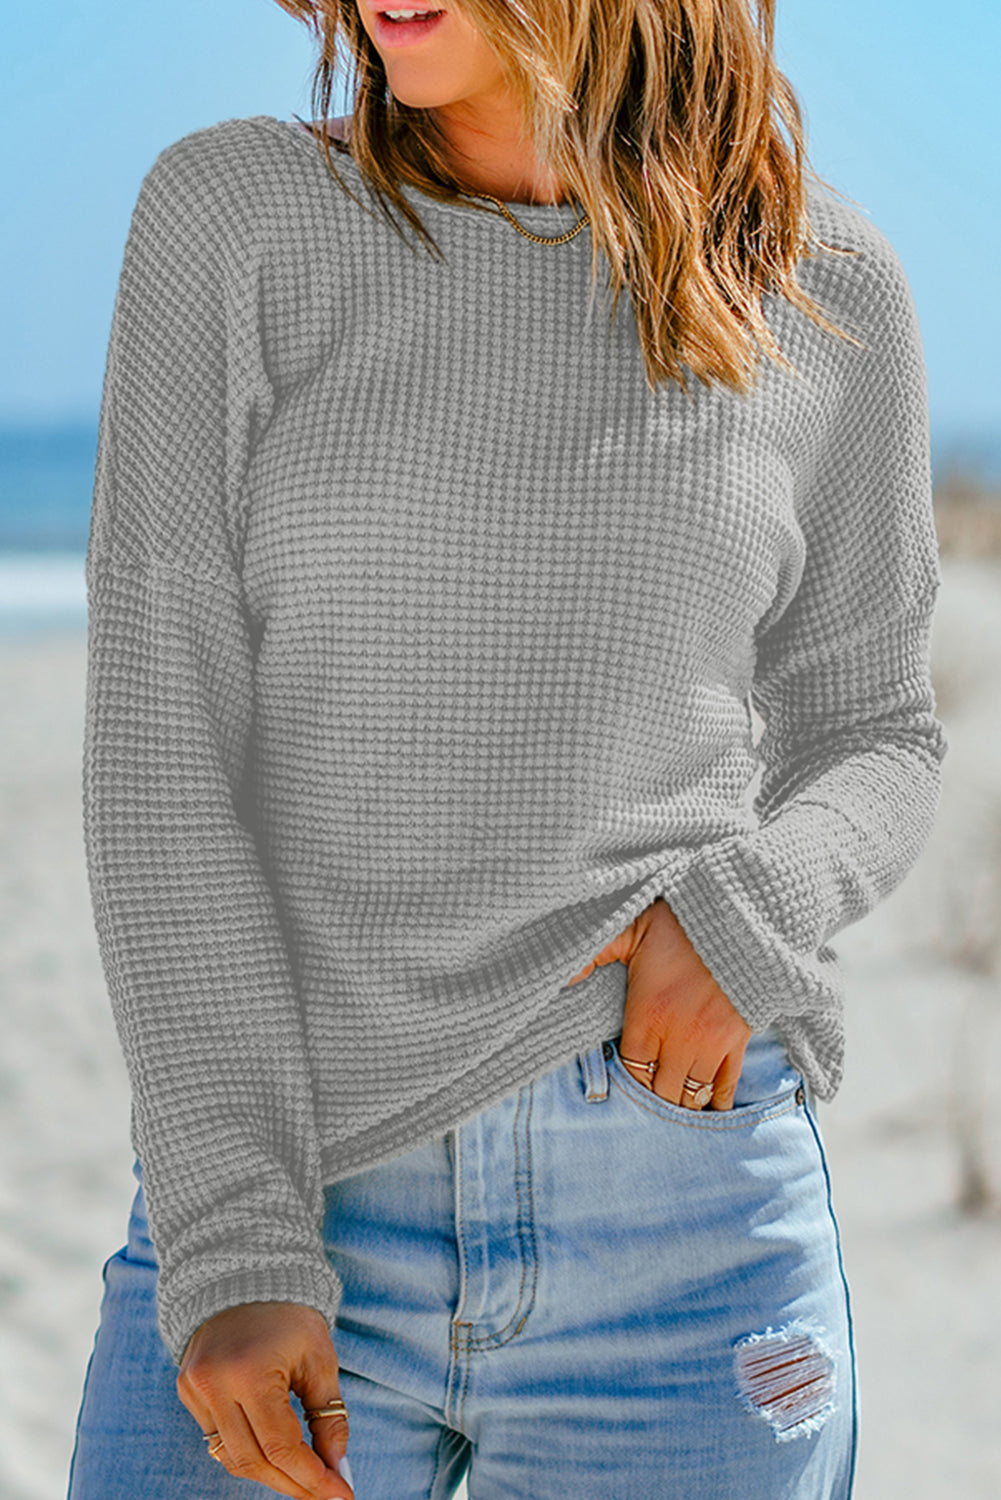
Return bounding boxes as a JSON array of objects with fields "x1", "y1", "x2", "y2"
[
  {"x1": 292, "y1": 117, "x2": 591, "y2": 245},
  {"x1": 464, "y1": 192, "x2": 591, "y2": 246}
]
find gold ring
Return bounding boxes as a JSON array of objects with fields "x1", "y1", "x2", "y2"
[
  {"x1": 208, "y1": 1440, "x2": 225, "y2": 1460},
  {"x1": 304, "y1": 1401, "x2": 349, "y2": 1421},
  {"x1": 682, "y1": 1076, "x2": 714, "y2": 1109},
  {"x1": 619, "y1": 1055, "x2": 658, "y2": 1079}
]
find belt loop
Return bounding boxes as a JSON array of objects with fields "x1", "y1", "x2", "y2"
[{"x1": 578, "y1": 1041, "x2": 611, "y2": 1102}]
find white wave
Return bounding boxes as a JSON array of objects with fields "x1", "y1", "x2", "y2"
[{"x1": 0, "y1": 551, "x2": 86, "y2": 629}]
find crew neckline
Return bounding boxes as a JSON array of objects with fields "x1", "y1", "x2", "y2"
[{"x1": 252, "y1": 113, "x2": 590, "y2": 234}]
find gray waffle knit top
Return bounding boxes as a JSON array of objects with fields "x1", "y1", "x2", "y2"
[{"x1": 82, "y1": 113, "x2": 948, "y2": 1365}]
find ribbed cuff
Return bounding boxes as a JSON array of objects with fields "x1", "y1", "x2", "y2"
[
  {"x1": 662, "y1": 836, "x2": 839, "y2": 1034},
  {"x1": 158, "y1": 1258, "x2": 345, "y2": 1368}
]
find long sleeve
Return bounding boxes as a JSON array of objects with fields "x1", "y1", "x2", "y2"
[
  {"x1": 82, "y1": 140, "x2": 343, "y2": 1366},
  {"x1": 663, "y1": 230, "x2": 949, "y2": 1100}
]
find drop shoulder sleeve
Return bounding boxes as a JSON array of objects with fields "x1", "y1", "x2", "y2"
[
  {"x1": 82, "y1": 137, "x2": 343, "y2": 1366},
  {"x1": 662, "y1": 225, "x2": 949, "y2": 1099}
]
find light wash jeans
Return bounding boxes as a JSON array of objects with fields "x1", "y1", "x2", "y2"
[{"x1": 67, "y1": 1028, "x2": 857, "y2": 1499}]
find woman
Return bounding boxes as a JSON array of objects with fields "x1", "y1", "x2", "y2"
[{"x1": 66, "y1": 0, "x2": 947, "y2": 1496}]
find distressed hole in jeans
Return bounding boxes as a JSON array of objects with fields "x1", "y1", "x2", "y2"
[{"x1": 733, "y1": 1319, "x2": 837, "y2": 1442}]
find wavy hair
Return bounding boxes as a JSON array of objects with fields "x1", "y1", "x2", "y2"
[{"x1": 273, "y1": 0, "x2": 861, "y2": 395}]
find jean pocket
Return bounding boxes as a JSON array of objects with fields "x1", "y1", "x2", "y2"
[{"x1": 605, "y1": 1038, "x2": 804, "y2": 1131}]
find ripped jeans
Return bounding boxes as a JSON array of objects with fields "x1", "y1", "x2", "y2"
[{"x1": 66, "y1": 1027, "x2": 857, "y2": 1499}]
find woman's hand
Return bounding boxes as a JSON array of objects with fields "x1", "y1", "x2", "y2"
[
  {"x1": 176, "y1": 1301, "x2": 353, "y2": 1499},
  {"x1": 566, "y1": 897, "x2": 752, "y2": 1110}
]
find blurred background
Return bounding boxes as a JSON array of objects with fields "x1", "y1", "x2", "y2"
[{"x1": 2, "y1": 1, "x2": 999, "y2": 1496}]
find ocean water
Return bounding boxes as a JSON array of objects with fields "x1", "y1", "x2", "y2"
[
  {"x1": 0, "y1": 423, "x2": 94, "y2": 635},
  {"x1": 0, "y1": 551, "x2": 87, "y2": 637},
  {"x1": 0, "y1": 422, "x2": 96, "y2": 551}
]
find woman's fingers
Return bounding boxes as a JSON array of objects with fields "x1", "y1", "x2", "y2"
[
  {"x1": 189, "y1": 1382, "x2": 348, "y2": 1500},
  {"x1": 183, "y1": 1385, "x2": 320, "y2": 1500},
  {"x1": 650, "y1": 1039, "x2": 726, "y2": 1109},
  {"x1": 591, "y1": 899, "x2": 756, "y2": 1108},
  {"x1": 655, "y1": 1029, "x2": 752, "y2": 1112},
  {"x1": 203, "y1": 1393, "x2": 331, "y2": 1499},
  {"x1": 177, "y1": 1302, "x2": 352, "y2": 1499},
  {"x1": 619, "y1": 982, "x2": 729, "y2": 1107},
  {"x1": 709, "y1": 1041, "x2": 749, "y2": 1112},
  {"x1": 618, "y1": 944, "x2": 751, "y2": 1109},
  {"x1": 620, "y1": 1035, "x2": 740, "y2": 1110},
  {"x1": 296, "y1": 1359, "x2": 352, "y2": 1482},
  {"x1": 241, "y1": 1382, "x2": 349, "y2": 1498},
  {"x1": 618, "y1": 1016, "x2": 721, "y2": 1107},
  {"x1": 618, "y1": 1008, "x2": 670, "y2": 1092}
]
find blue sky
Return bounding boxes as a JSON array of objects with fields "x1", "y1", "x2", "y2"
[{"x1": 4, "y1": 0, "x2": 998, "y2": 458}]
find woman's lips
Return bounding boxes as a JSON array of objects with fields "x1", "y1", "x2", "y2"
[{"x1": 373, "y1": 10, "x2": 447, "y2": 47}]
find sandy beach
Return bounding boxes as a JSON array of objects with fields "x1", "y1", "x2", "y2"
[{"x1": 2, "y1": 553, "x2": 1000, "y2": 1500}]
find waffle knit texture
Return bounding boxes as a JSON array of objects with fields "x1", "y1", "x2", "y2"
[{"x1": 82, "y1": 114, "x2": 948, "y2": 1366}]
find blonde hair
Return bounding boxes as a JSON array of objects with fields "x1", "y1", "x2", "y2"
[{"x1": 274, "y1": 0, "x2": 861, "y2": 395}]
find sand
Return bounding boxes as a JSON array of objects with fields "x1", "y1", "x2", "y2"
[{"x1": 2, "y1": 553, "x2": 1000, "y2": 1500}]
